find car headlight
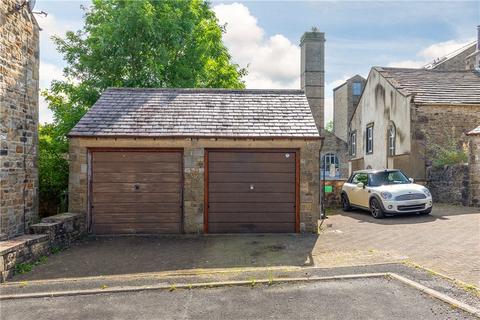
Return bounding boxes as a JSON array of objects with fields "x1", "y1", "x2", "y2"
[
  {"x1": 422, "y1": 188, "x2": 431, "y2": 197},
  {"x1": 380, "y1": 191, "x2": 393, "y2": 200}
]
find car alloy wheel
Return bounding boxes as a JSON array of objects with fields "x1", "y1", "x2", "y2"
[{"x1": 370, "y1": 198, "x2": 384, "y2": 219}]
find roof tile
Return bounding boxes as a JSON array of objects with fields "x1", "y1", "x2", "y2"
[
  {"x1": 374, "y1": 67, "x2": 480, "y2": 105},
  {"x1": 69, "y1": 88, "x2": 320, "y2": 138}
]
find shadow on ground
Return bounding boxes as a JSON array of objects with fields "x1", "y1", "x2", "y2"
[
  {"x1": 11, "y1": 234, "x2": 318, "y2": 281},
  {"x1": 330, "y1": 204, "x2": 479, "y2": 225}
]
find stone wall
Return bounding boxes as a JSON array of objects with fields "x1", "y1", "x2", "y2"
[
  {"x1": 411, "y1": 104, "x2": 480, "y2": 180},
  {"x1": 468, "y1": 135, "x2": 480, "y2": 206},
  {"x1": 0, "y1": 1, "x2": 40, "y2": 239},
  {"x1": 69, "y1": 138, "x2": 321, "y2": 233},
  {"x1": 426, "y1": 165, "x2": 470, "y2": 206},
  {"x1": 0, "y1": 212, "x2": 85, "y2": 282},
  {"x1": 322, "y1": 180, "x2": 345, "y2": 208},
  {"x1": 333, "y1": 84, "x2": 348, "y2": 142},
  {"x1": 322, "y1": 132, "x2": 349, "y2": 180}
]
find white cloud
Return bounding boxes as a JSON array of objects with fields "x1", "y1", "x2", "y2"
[
  {"x1": 214, "y1": 3, "x2": 300, "y2": 89},
  {"x1": 387, "y1": 39, "x2": 474, "y2": 68},
  {"x1": 35, "y1": 13, "x2": 81, "y2": 124}
]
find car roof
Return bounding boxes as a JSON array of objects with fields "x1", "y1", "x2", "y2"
[{"x1": 352, "y1": 169, "x2": 401, "y2": 174}]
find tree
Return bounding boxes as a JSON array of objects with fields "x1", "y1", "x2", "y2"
[
  {"x1": 325, "y1": 120, "x2": 334, "y2": 133},
  {"x1": 40, "y1": 0, "x2": 247, "y2": 215}
]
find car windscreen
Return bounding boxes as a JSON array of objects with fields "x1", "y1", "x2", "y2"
[{"x1": 368, "y1": 171, "x2": 410, "y2": 186}]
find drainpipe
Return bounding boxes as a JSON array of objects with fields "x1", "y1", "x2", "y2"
[{"x1": 319, "y1": 137, "x2": 325, "y2": 220}]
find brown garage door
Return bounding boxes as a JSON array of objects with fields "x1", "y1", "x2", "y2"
[
  {"x1": 91, "y1": 150, "x2": 183, "y2": 234},
  {"x1": 206, "y1": 149, "x2": 298, "y2": 233}
]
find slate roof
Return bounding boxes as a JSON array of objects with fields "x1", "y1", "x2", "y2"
[
  {"x1": 467, "y1": 126, "x2": 480, "y2": 136},
  {"x1": 423, "y1": 41, "x2": 476, "y2": 69},
  {"x1": 69, "y1": 88, "x2": 321, "y2": 138},
  {"x1": 374, "y1": 67, "x2": 480, "y2": 105}
]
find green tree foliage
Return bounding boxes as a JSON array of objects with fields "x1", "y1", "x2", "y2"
[
  {"x1": 425, "y1": 129, "x2": 468, "y2": 167},
  {"x1": 325, "y1": 120, "x2": 334, "y2": 133},
  {"x1": 38, "y1": 124, "x2": 69, "y2": 215},
  {"x1": 40, "y1": 0, "x2": 246, "y2": 215}
]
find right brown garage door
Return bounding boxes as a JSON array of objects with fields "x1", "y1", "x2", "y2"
[{"x1": 206, "y1": 150, "x2": 298, "y2": 233}]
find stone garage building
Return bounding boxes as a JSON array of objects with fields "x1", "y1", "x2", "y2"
[{"x1": 68, "y1": 88, "x2": 322, "y2": 234}]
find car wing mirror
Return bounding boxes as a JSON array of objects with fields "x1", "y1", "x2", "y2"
[
  {"x1": 356, "y1": 182, "x2": 365, "y2": 188},
  {"x1": 409, "y1": 178, "x2": 414, "y2": 183}
]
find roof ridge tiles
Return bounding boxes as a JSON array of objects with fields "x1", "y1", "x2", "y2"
[{"x1": 105, "y1": 87, "x2": 305, "y2": 94}]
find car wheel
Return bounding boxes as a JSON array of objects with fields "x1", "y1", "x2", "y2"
[
  {"x1": 370, "y1": 198, "x2": 385, "y2": 219},
  {"x1": 420, "y1": 207, "x2": 432, "y2": 215},
  {"x1": 341, "y1": 194, "x2": 352, "y2": 212}
]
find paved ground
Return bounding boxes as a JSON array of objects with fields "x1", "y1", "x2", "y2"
[
  {"x1": 11, "y1": 234, "x2": 317, "y2": 281},
  {"x1": 1, "y1": 277, "x2": 476, "y2": 320},
  {"x1": 316, "y1": 204, "x2": 480, "y2": 287},
  {"x1": 3, "y1": 263, "x2": 479, "y2": 308},
  {"x1": 10, "y1": 204, "x2": 479, "y2": 289}
]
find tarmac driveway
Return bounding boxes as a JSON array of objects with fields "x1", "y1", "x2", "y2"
[
  {"x1": 2, "y1": 277, "x2": 476, "y2": 320},
  {"x1": 316, "y1": 204, "x2": 480, "y2": 287},
  {"x1": 8, "y1": 204, "x2": 479, "y2": 289},
  {"x1": 12, "y1": 234, "x2": 317, "y2": 281}
]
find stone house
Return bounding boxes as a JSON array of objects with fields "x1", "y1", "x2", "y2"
[
  {"x1": 68, "y1": 30, "x2": 334, "y2": 235},
  {"x1": 348, "y1": 67, "x2": 480, "y2": 181},
  {"x1": 333, "y1": 75, "x2": 366, "y2": 143},
  {"x1": 0, "y1": 0, "x2": 40, "y2": 239},
  {"x1": 425, "y1": 26, "x2": 479, "y2": 71},
  {"x1": 465, "y1": 26, "x2": 480, "y2": 71}
]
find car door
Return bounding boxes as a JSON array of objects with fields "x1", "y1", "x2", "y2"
[{"x1": 348, "y1": 173, "x2": 369, "y2": 208}]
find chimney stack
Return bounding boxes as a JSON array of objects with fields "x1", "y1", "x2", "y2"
[
  {"x1": 477, "y1": 25, "x2": 480, "y2": 51},
  {"x1": 300, "y1": 28, "x2": 325, "y2": 132}
]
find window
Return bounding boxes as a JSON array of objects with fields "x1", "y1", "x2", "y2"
[
  {"x1": 388, "y1": 123, "x2": 396, "y2": 156},
  {"x1": 366, "y1": 124, "x2": 374, "y2": 154},
  {"x1": 368, "y1": 170, "x2": 409, "y2": 186},
  {"x1": 349, "y1": 131, "x2": 357, "y2": 156},
  {"x1": 352, "y1": 82, "x2": 362, "y2": 96},
  {"x1": 352, "y1": 173, "x2": 367, "y2": 185},
  {"x1": 321, "y1": 153, "x2": 340, "y2": 179}
]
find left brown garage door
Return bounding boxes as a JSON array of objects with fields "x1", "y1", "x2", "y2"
[{"x1": 91, "y1": 150, "x2": 183, "y2": 234}]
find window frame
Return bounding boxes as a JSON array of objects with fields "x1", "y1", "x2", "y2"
[
  {"x1": 349, "y1": 131, "x2": 357, "y2": 157},
  {"x1": 366, "y1": 123, "x2": 374, "y2": 154},
  {"x1": 352, "y1": 82, "x2": 362, "y2": 96},
  {"x1": 321, "y1": 153, "x2": 340, "y2": 179},
  {"x1": 388, "y1": 123, "x2": 396, "y2": 156}
]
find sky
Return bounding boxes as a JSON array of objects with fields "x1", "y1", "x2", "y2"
[{"x1": 35, "y1": 0, "x2": 480, "y2": 124}]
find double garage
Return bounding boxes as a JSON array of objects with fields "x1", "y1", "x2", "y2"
[
  {"x1": 68, "y1": 88, "x2": 321, "y2": 234},
  {"x1": 91, "y1": 149, "x2": 298, "y2": 234}
]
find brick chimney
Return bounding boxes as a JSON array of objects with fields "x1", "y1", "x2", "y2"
[{"x1": 300, "y1": 29, "x2": 325, "y2": 132}]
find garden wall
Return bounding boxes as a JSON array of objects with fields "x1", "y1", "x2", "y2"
[
  {"x1": 426, "y1": 165, "x2": 470, "y2": 206},
  {"x1": 0, "y1": 213, "x2": 85, "y2": 282}
]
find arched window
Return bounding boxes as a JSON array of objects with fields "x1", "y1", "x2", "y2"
[
  {"x1": 388, "y1": 123, "x2": 396, "y2": 156},
  {"x1": 321, "y1": 153, "x2": 340, "y2": 179}
]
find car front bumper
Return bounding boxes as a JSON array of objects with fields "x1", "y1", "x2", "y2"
[{"x1": 380, "y1": 198, "x2": 433, "y2": 215}]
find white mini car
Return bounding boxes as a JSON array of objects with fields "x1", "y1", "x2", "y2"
[{"x1": 341, "y1": 169, "x2": 433, "y2": 218}]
